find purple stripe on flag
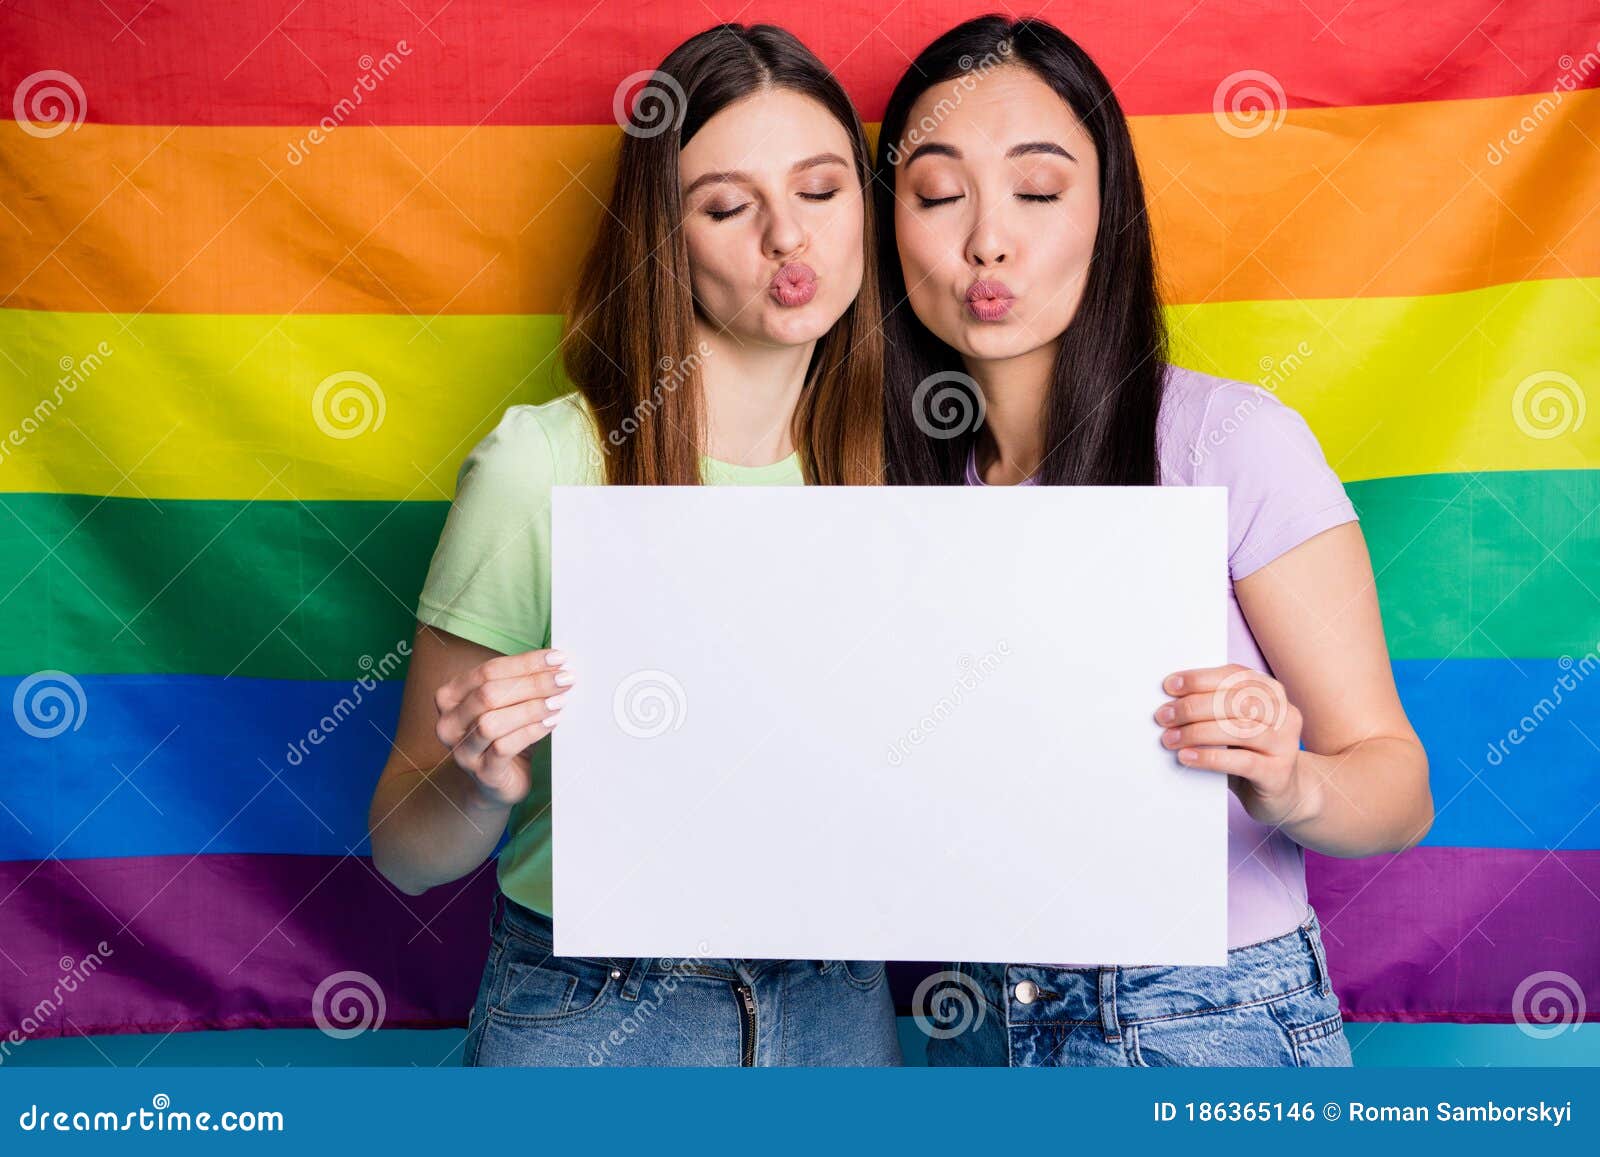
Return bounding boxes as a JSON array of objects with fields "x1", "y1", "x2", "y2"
[
  {"x1": 0, "y1": 854, "x2": 496, "y2": 1042},
  {"x1": 1308, "y1": 846, "x2": 1600, "y2": 1023}
]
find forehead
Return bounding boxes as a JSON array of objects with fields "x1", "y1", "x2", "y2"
[
  {"x1": 901, "y1": 66, "x2": 1092, "y2": 157},
  {"x1": 679, "y1": 88, "x2": 852, "y2": 174}
]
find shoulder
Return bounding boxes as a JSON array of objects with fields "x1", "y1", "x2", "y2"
[
  {"x1": 1157, "y1": 364, "x2": 1326, "y2": 487},
  {"x1": 457, "y1": 392, "x2": 602, "y2": 495}
]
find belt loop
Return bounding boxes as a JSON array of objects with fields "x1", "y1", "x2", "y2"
[
  {"x1": 1301, "y1": 917, "x2": 1334, "y2": 998},
  {"x1": 618, "y1": 956, "x2": 652, "y2": 1002},
  {"x1": 1097, "y1": 966, "x2": 1120, "y2": 1042}
]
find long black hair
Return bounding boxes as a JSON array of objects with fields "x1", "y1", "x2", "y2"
[{"x1": 874, "y1": 14, "x2": 1166, "y2": 485}]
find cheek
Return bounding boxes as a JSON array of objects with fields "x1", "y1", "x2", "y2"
[{"x1": 683, "y1": 226, "x2": 744, "y2": 304}]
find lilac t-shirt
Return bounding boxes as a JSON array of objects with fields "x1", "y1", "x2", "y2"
[{"x1": 964, "y1": 364, "x2": 1359, "y2": 952}]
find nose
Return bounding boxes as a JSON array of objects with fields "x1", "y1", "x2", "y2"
[
  {"x1": 966, "y1": 209, "x2": 1009, "y2": 268},
  {"x1": 764, "y1": 202, "x2": 806, "y2": 260}
]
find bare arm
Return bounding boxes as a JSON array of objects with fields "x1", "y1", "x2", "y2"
[
  {"x1": 368, "y1": 622, "x2": 571, "y2": 896},
  {"x1": 1155, "y1": 521, "x2": 1433, "y2": 857}
]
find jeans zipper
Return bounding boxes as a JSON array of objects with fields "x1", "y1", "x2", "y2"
[{"x1": 733, "y1": 982, "x2": 757, "y2": 1066}]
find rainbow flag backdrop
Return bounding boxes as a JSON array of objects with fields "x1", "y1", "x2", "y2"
[{"x1": 2, "y1": 1, "x2": 1597, "y2": 1042}]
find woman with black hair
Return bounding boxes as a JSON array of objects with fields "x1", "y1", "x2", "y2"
[{"x1": 876, "y1": 15, "x2": 1432, "y2": 1067}]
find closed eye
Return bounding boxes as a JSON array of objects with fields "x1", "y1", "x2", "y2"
[
  {"x1": 917, "y1": 194, "x2": 963, "y2": 208},
  {"x1": 799, "y1": 189, "x2": 840, "y2": 202},
  {"x1": 1018, "y1": 193, "x2": 1061, "y2": 203},
  {"x1": 707, "y1": 204, "x2": 750, "y2": 221}
]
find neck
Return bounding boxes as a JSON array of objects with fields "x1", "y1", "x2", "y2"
[
  {"x1": 967, "y1": 340, "x2": 1058, "y2": 484},
  {"x1": 693, "y1": 318, "x2": 812, "y2": 466}
]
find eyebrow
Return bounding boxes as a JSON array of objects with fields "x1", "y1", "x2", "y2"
[
  {"x1": 682, "y1": 152, "x2": 851, "y2": 198},
  {"x1": 902, "y1": 139, "x2": 1078, "y2": 170}
]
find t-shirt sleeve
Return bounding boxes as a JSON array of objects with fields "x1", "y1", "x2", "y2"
[
  {"x1": 415, "y1": 407, "x2": 554, "y2": 655},
  {"x1": 1193, "y1": 383, "x2": 1359, "y2": 581}
]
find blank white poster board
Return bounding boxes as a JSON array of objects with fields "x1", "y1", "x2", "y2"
[{"x1": 550, "y1": 485, "x2": 1228, "y2": 964}]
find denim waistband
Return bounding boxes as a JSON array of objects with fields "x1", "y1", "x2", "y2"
[
  {"x1": 988, "y1": 912, "x2": 1334, "y2": 1029},
  {"x1": 492, "y1": 890, "x2": 836, "y2": 986}
]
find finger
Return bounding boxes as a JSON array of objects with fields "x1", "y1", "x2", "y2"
[
  {"x1": 437, "y1": 689, "x2": 563, "y2": 752},
  {"x1": 1161, "y1": 664, "x2": 1245, "y2": 696},
  {"x1": 436, "y1": 647, "x2": 567, "y2": 714},
  {"x1": 1173, "y1": 743, "x2": 1261, "y2": 778},
  {"x1": 1161, "y1": 720, "x2": 1282, "y2": 754},
  {"x1": 479, "y1": 714, "x2": 560, "y2": 769},
  {"x1": 460, "y1": 669, "x2": 574, "y2": 720}
]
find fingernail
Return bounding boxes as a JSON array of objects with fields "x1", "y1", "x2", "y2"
[
  {"x1": 1169, "y1": 675, "x2": 1184, "y2": 691},
  {"x1": 1156, "y1": 705, "x2": 1176, "y2": 723},
  {"x1": 1162, "y1": 728, "x2": 1179, "y2": 744},
  {"x1": 544, "y1": 711, "x2": 564, "y2": 727},
  {"x1": 1179, "y1": 748, "x2": 1196, "y2": 761},
  {"x1": 545, "y1": 694, "x2": 567, "y2": 711},
  {"x1": 553, "y1": 671, "x2": 575, "y2": 687},
  {"x1": 546, "y1": 650, "x2": 566, "y2": 666}
]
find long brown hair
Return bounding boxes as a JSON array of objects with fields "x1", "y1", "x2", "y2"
[{"x1": 564, "y1": 23, "x2": 883, "y2": 485}]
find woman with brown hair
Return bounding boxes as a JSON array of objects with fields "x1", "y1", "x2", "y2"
[{"x1": 367, "y1": 24, "x2": 897, "y2": 1066}]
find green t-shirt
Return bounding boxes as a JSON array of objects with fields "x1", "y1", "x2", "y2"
[{"x1": 415, "y1": 391, "x2": 805, "y2": 914}]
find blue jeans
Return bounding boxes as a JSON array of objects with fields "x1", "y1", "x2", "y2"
[
  {"x1": 926, "y1": 912, "x2": 1352, "y2": 1067},
  {"x1": 463, "y1": 891, "x2": 902, "y2": 1066}
]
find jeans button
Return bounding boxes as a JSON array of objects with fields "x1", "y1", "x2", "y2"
[{"x1": 1014, "y1": 979, "x2": 1038, "y2": 1005}]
